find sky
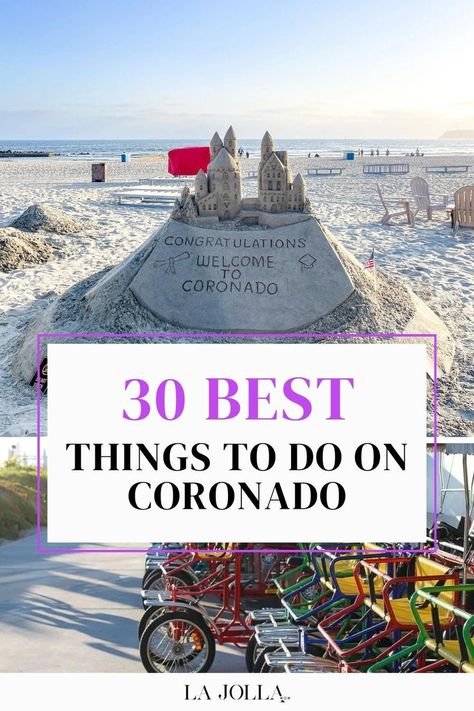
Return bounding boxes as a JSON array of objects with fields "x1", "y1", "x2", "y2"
[
  {"x1": 0, "y1": 438, "x2": 40, "y2": 463},
  {"x1": 1, "y1": 0, "x2": 473, "y2": 139}
]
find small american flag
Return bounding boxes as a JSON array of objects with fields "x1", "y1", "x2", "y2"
[{"x1": 364, "y1": 248, "x2": 375, "y2": 269}]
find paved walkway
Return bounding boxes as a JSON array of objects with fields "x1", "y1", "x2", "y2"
[{"x1": 0, "y1": 532, "x2": 246, "y2": 672}]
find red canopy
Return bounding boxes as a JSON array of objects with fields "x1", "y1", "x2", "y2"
[{"x1": 168, "y1": 146, "x2": 211, "y2": 176}]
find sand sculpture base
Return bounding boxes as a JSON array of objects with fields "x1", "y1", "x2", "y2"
[
  {"x1": 13, "y1": 214, "x2": 455, "y2": 387},
  {"x1": 129, "y1": 217, "x2": 354, "y2": 332}
]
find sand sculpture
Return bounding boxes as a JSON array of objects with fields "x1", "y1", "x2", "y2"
[
  {"x1": 173, "y1": 127, "x2": 308, "y2": 225},
  {"x1": 14, "y1": 127, "x2": 455, "y2": 386}
]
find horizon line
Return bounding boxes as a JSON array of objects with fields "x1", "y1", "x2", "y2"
[{"x1": 0, "y1": 135, "x2": 457, "y2": 142}]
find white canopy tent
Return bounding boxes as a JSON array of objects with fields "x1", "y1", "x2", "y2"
[{"x1": 427, "y1": 443, "x2": 474, "y2": 586}]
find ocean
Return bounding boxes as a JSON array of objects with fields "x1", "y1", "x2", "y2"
[{"x1": 1, "y1": 138, "x2": 474, "y2": 160}]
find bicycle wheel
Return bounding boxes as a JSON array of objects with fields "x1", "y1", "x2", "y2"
[
  {"x1": 252, "y1": 646, "x2": 280, "y2": 673},
  {"x1": 142, "y1": 568, "x2": 161, "y2": 588},
  {"x1": 245, "y1": 633, "x2": 264, "y2": 672},
  {"x1": 138, "y1": 605, "x2": 167, "y2": 642},
  {"x1": 140, "y1": 609, "x2": 215, "y2": 673}
]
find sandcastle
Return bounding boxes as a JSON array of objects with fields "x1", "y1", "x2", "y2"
[
  {"x1": 13, "y1": 127, "x2": 455, "y2": 388},
  {"x1": 126, "y1": 128, "x2": 354, "y2": 330},
  {"x1": 172, "y1": 127, "x2": 309, "y2": 225}
]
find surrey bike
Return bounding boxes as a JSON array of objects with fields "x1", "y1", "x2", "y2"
[
  {"x1": 247, "y1": 543, "x2": 396, "y2": 671},
  {"x1": 139, "y1": 543, "x2": 294, "y2": 672}
]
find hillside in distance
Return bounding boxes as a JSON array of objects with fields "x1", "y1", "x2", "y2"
[{"x1": 440, "y1": 129, "x2": 474, "y2": 139}]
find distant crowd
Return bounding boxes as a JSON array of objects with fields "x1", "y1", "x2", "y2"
[
  {"x1": 236, "y1": 146, "x2": 426, "y2": 160},
  {"x1": 305, "y1": 147, "x2": 425, "y2": 158}
]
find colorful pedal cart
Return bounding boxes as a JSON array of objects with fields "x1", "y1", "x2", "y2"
[
  {"x1": 313, "y1": 555, "x2": 459, "y2": 671},
  {"x1": 367, "y1": 584, "x2": 474, "y2": 672},
  {"x1": 139, "y1": 543, "x2": 295, "y2": 672}
]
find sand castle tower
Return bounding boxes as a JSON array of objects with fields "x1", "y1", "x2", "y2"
[
  {"x1": 255, "y1": 130, "x2": 306, "y2": 213},
  {"x1": 288, "y1": 173, "x2": 306, "y2": 211},
  {"x1": 210, "y1": 131, "x2": 223, "y2": 160},
  {"x1": 207, "y1": 147, "x2": 241, "y2": 220},
  {"x1": 223, "y1": 125, "x2": 237, "y2": 160},
  {"x1": 193, "y1": 126, "x2": 242, "y2": 220},
  {"x1": 195, "y1": 168, "x2": 208, "y2": 200},
  {"x1": 261, "y1": 130, "x2": 274, "y2": 166}
]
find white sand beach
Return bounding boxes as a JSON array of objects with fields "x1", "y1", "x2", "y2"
[{"x1": 0, "y1": 153, "x2": 473, "y2": 436}]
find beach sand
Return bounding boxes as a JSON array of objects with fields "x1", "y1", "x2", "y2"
[{"x1": 0, "y1": 153, "x2": 472, "y2": 436}]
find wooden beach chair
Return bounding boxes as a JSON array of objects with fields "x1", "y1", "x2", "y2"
[
  {"x1": 453, "y1": 185, "x2": 474, "y2": 235},
  {"x1": 410, "y1": 177, "x2": 449, "y2": 222},
  {"x1": 376, "y1": 183, "x2": 414, "y2": 226}
]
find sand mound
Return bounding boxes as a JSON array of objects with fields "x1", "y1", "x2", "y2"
[
  {"x1": 0, "y1": 228, "x2": 53, "y2": 271},
  {"x1": 10, "y1": 203, "x2": 85, "y2": 234}
]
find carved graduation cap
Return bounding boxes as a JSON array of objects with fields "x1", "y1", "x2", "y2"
[{"x1": 299, "y1": 254, "x2": 317, "y2": 271}]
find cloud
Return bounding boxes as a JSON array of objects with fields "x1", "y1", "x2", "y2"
[
  {"x1": 1, "y1": 96, "x2": 465, "y2": 140},
  {"x1": 0, "y1": 109, "x2": 63, "y2": 118}
]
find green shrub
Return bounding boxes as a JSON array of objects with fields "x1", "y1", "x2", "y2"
[{"x1": 0, "y1": 460, "x2": 47, "y2": 540}]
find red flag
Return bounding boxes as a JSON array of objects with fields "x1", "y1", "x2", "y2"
[{"x1": 168, "y1": 146, "x2": 211, "y2": 176}]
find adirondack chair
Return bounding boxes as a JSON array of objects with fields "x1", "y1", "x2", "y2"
[
  {"x1": 453, "y1": 185, "x2": 474, "y2": 235},
  {"x1": 410, "y1": 177, "x2": 449, "y2": 222},
  {"x1": 376, "y1": 183, "x2": 414, "y2": 226}
]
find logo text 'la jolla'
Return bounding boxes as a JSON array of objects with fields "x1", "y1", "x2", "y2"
[{"x1": 185, "y1": 683, "x2": 290, "y2": 703}]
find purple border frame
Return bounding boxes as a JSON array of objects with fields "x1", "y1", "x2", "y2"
[{"x1": 36, "y1": 331, "x2": 437, "y2": 555}]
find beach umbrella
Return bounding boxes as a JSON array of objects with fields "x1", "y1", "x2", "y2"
[{"x1": 168, "y1": 146, "x2": 211, "y2": 176}]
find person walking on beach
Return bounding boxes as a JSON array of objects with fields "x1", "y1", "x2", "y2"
[
  {"x1": 246, "y1": 151, "x2": 249, "y2": 159},
  {"x1": 370, "y1": 149, "x2": 374, "y2": 156},
  {"x1": 376, "y1": 148, "x2": 380, "y2": 156},
  {"x1": 360, "y1": 148, "x2": 364, "y2": 157},
  {"x1": 386, "y1": 148, "x2": 390, "y2": 156}
]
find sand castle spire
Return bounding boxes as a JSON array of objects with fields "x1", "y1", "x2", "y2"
[
  {"x1": 195, "y1": 168, "x2": 208, "y2": 198},
  {"x1": 210, "y1": 131, "x2": 223, "y2": 159},
  {"x1": 261, "y1": 130, "x2": 274, "y2": 163},
  {"x1": 224, "y1": 125, "x2": 237, "y2": 160},
  {"x1": 293, "y1": 172, "x2": 305, "y2": 190}
]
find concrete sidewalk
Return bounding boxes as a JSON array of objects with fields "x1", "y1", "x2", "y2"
[{"x1": 0, "y1": 531, "x2": 246, "y2": 672}]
